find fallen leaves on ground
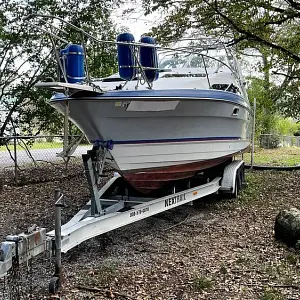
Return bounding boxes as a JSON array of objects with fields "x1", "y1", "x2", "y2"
[{"x1": 0, "y1": 165, "x2": 299, "y2": 299}]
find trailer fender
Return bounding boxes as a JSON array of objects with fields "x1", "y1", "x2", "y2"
[{"x1": 220, "y1": 160, "x2": 244, "y2": 196}]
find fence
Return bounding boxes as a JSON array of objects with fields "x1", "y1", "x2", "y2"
[
  {"x1": 259, "y1": 134, "x2": 300, "y2": 149},
  {"x1": 1, "y1": 134, "x2": 299, "y2": 183},
  {"x1": 0, "y1": 135, "x2": 90, "y2": 183}
]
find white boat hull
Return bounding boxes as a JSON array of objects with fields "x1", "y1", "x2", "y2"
[{"x1": 51, "y1": 89, "x2": 251, "y2": 174}]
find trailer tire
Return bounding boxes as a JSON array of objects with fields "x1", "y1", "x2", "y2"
[
  {"x1": 232, "y1": 172, "x2": 241, "y2": 199},
  {"x1": 233, "y1": 175, "x2": 238, "y2": 198},
  {"x1": 240, "y1": 165, "x2": 247, "y2": 189}
]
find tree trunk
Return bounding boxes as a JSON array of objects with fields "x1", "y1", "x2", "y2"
[{"x1": 275, "y1": 208, "x2": 300, "y2": 246}]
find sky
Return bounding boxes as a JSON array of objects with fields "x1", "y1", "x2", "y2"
[{"x1": 111, "y1": 3, "x2": 161, "y2": 40}]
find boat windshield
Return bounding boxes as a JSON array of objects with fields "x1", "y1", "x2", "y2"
[
  {"x1": 158, "y1": 50, "x2": 229, "y2": 73},
  {"x1": 157, "y1": 48, "x2": 247, "y2": 98}
]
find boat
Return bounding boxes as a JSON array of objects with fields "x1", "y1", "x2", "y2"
[{"x1": 31, "y1": 15, "x2": 252, "y2": 194}]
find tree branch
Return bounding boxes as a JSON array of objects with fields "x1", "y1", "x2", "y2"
[
  {"x1": 272, "y1": 71, "x2": 300, "y2": 79},
  {"x1": 226, "y1": 35, "x2": 248, "y2": 46},
  {"x1": 265, "y1": 12, "x2": 300, "y2": 25},
  {"x1": 203, "y1": 0, "x2": 300, "y2": 62},
  {"x1": 0, "y1": 99, "x2": 23, "y2": 137},
  {"x1": 284, "y1": 0, "x2": 300, "y2": 10}
]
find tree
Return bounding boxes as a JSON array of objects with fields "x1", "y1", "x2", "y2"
[
  {"x1": 142, "y1": 0, "x2": 300, "y2": 116},
  {"x1": 143, "y1": 0, "x2": 300, "y2": 60},
  {"x1": 0, "y1": 0, "x2": 119, "y2": 140},
  {"x1": 247, "y1": 77, "x2": 276, "y2": 136},
  {"x1": 274, "y1": 116, "x2": 300, "y2": 135}
]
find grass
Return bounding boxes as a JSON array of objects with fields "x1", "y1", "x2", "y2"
[
  {"x1": 191, "y1": 275, "x2": 213, "y2": 291},
  {"x1": 0, "y1": 141, "x2": 64, "y2": 152},
  {"x1": 285, "y1": 253, "x2": 299, "y2": 265},
  {"x1": 243, "y1": 147, "x2": 300, "y2": 166},
  {"x1": 261, "y1": 288, "x2": 285, "y2": 300},
  {"x1": 237, "y1": 171, "x2": 263, "y2": 203}
]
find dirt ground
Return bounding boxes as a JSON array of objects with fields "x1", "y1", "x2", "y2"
[{"x1": 0, "y1": 164, "x2": 300, "y2": 300}]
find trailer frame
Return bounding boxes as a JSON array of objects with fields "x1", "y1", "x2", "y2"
[{"x1": 0, "y1": 147, "x2": 245, "y2": 294}]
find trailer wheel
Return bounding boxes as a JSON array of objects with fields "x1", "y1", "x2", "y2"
[
  {"x1": 233, "y1": 175, "x2": 238, "y2": 198},
  {"x1": 240, "y1": 165, "x2": 247, "y2": 189},
  {"x1": 49, "y1": 276, "x2": 60, "y2": 294},
  {"x1": 232, "y1": 171, "x2": 242, "y2": 198}
]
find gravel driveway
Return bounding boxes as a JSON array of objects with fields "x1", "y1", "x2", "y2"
[{"x1": 0, "y1": 145, "x2": 91, "y2": 168}]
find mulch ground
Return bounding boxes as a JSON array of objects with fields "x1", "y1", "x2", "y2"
[{"x1": 0, "y1": 165, "x2": 299, "y2": 300}]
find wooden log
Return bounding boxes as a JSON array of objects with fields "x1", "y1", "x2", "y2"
[{"x1": 275, "y1": 208, "x2": 300, "y2": 246}]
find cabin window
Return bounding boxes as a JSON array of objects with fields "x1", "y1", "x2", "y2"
[{"x1": 211, "y1": 83, "x2": 240, "y2": 94}]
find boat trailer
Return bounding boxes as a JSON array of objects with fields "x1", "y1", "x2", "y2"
[{"x1": 0, "y1": 146, "x2": 245, "y2": 294}]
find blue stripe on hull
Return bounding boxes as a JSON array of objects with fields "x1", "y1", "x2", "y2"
[{"x1": 92, "y1": 136, "x2": 241, "y2": 145}]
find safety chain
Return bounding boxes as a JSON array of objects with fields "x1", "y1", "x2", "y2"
[
  {"x1": 26, "y1": 258, "x2": 34, "y2": 299},
  {"x1": 6, "y1": 256, "x2": 22, "y2": 299},
  {"x1": 1, "y1": 251, "x2": 54, "y2": 299}
]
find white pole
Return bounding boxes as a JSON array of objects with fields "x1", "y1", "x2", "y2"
[
  {"x1": 63, "y1": 101, "x2": 69, "y2": 154},
  {"x1": 251, "y1": 98, "x2": 256, "y2": 168}
]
